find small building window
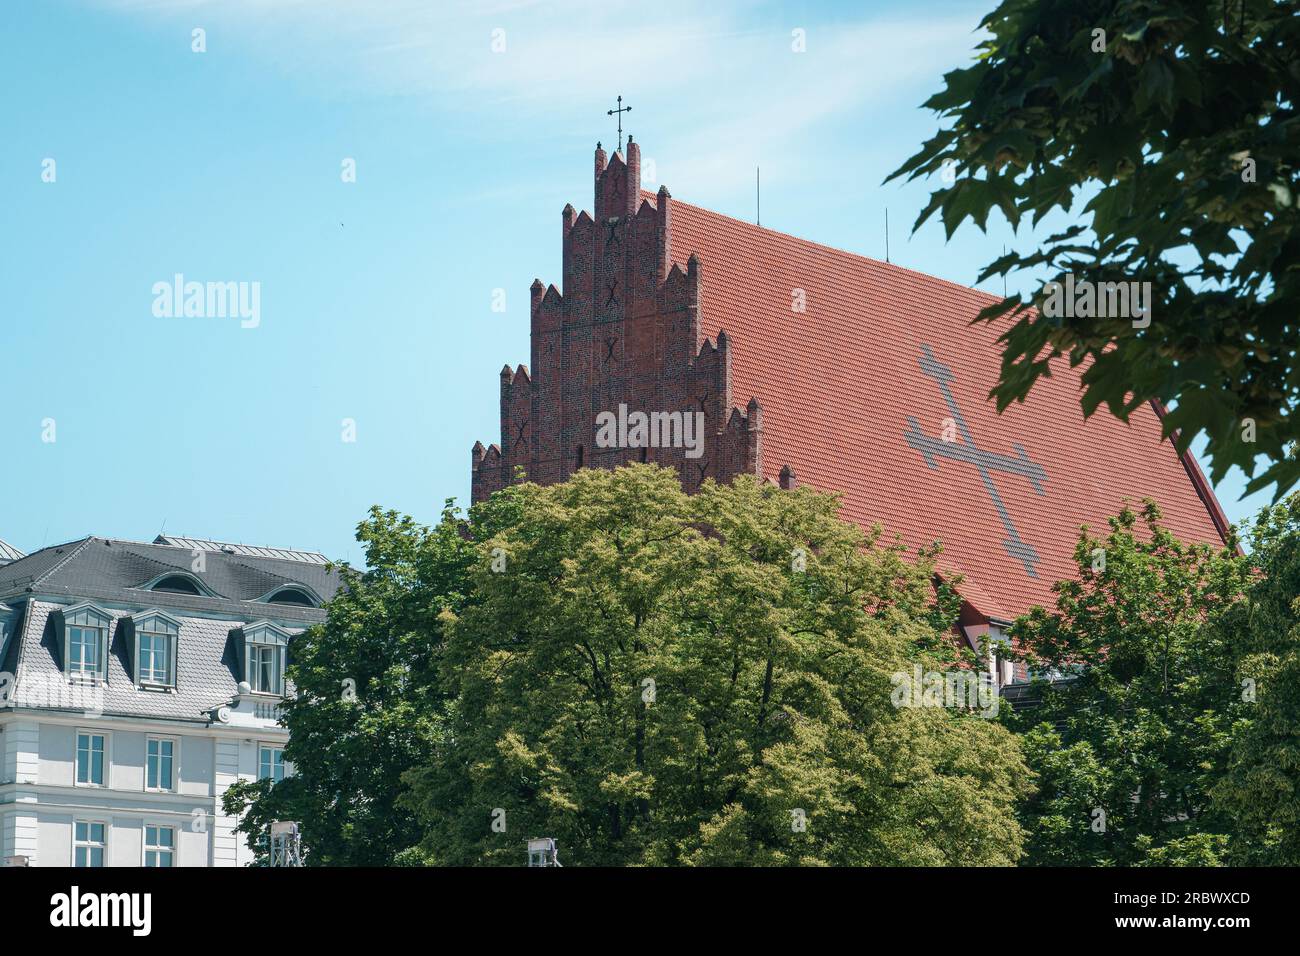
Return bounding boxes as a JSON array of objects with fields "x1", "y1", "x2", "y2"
[
  {"x1": 249, "y1": 644, "x2": 281, "y2": 694},
  {"x1": 74, "y1": 821, "x2": 106, "y2": 867},
  {"x1": 68, "y1": 624, "x2": 102, "y2": 678},
  {"x1": 76, "y1": 732, "x2": 106, "y2": 786},
  {"x1": 144, "y1": 825, "x2": 174, "y2": 867},
  {"x1": 146, "y1": 737, "x2": 175, "y2": 792},
  {"x1": 265, "y1": 587, "x2": 316, "y2": 607},
  {"x1": 242, "y1": 622, "x2": 290, "y2": 696},
  {"x1": 61, "y1": 603, "x2": 112, "y2": 683},
  {"x1": 132, "y1": 610, "x2": 180, "y2": 687},
  {"x1": 151, "y1": 574, "x2": 202, "y2": 595},
  {"x1": 259, "y1": 745, "x2": 286, "y2": 782},
  {"x1": 140, "y1": 633, "x2": 170, "y2": 683},
  {"x1": 575, "y1": 445, "x2": 584, "y2": 468}
]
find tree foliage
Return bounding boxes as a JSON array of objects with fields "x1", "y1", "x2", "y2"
[
  {"x1": 401, "y1": 465, "x2": 1030, "y2": 866},
  {"x1": 1210, "y1": 494, "x2": 1300, "y2": 864},
  {"x1": 889, "y1": 0, "x2": 1300, "y2": 498},
  {"x1": 222, "y1": 503, "x2": 480, "y2": 865},
  {"x1": 1008, "y1": 502, "x2": 1253, "y2": 865}
]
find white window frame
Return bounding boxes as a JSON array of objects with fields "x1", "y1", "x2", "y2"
[
  {"x1": 139, "y1": 631, "x2": 170, "y2": 684},
  {"x1": 61, "y1": 603, "x2": 113, "y2": 683},
  {"x1": 67, "y1": 624, "x2": 104, "y2": 679},
  {"x1": 143, "y1": 823, "x2": 175, "y2": 867},
  {"x1": 72, "y1": 819, "x2": 108, "y2": 867},
  {"x1": 75, "y1": 729, "x2": 109, "y2": 788},
  {"x1": 145, "y1": 735, "x2": 178, "y2": 793},
  {"x1": 132, "y1": 610, "x2": 180, "y2": 688},
  {"x1": 258, "y1": 743, "x2": 286, "y2": 783}
]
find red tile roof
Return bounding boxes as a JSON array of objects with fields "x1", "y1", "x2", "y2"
[{"x1": 663, "y1": 196, "x2": 1230, "y2": 621}]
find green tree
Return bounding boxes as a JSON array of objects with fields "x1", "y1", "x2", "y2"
[
  {"x1": 1211, "y1": 493, "x2": 1300, "y2": 864},
  {"x1": 222, "y1": 503, "x2": 479, "y2": 865},
  {"x1": 1008, "y1": 502, "x2": 1252, "y2": 865},
  {"x1": 888, "y1": 0, "x2": 1300, "y2": 498},
  {"x1": 402, "y1": 465, "x2": 1030, "y2": 866}
]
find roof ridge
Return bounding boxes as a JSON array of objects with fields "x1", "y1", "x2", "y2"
[
  {"x1": 666, "y1": 194, "x2": 1004, "y2": 307},
  {"x1": 152, "y1": 535, "x2": 329, "y2": 564},
  {"x1": 27, "y1": 536, "x2": 96, "y2": 589}
]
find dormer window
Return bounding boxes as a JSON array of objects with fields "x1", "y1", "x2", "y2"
[
  {"x1": 150, "y1": 574, "x2": 203, "y2": 595},
  {"x1": 60, "y1": 603, "x2": 112, "y2": 683},
  {"x1": 242, "y1": 622, "x2": 290, "y2": 696},
  {"x1": 69, "y1": 625, "x2": 103, "y2": 678},
  {"x1": 132, "y1": 610, "x2": 180, "y2": 688},
  {"x1": 262, "y1": 586, "x2": 318, "y2": 608}
]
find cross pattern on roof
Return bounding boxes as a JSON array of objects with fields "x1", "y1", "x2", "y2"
[{"x1": 903, "y1": 344, "x2": 1048, "y2": 578}]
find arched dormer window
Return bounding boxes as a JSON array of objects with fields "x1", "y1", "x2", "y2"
[
  {"x1": 259, "y1": 585, "x2": 320, "y2": 608},
  {"x1": 149, "y1": 573, "x2": 204, "y2": 595},
  {"x1": 131, "y1": 609, "x2": 180, "y2": 688},
  {"x1": 242, "y1": 621, "x2": 291, "y2": 696},
  {"x1": 59, "y1": 603, "x2": 113, "y2": 682}
]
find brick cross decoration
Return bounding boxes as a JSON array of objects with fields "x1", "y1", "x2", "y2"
[{"x1": 903, "y1": 344, "x2": 1047, "y2": 578}]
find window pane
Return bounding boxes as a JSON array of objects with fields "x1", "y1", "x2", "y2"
[
  {"x1": 91, "y1": 847, "x2": 103, "y2": 867},
  {"x1": 90, "y1": 822, "x2": 104, "y2": 842},
  {"x1": 76, "y1": 821, "x2": 87, "y2": 841},
  {"x1": 92, "y1": 748, "x2": 103, "y2": 785},
  {"x1": 141, "y1": 633, "x2": 171, "y2": 683}
]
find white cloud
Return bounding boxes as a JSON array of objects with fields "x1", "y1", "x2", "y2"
[{"x1": 90, "y1": 0, "x2": 984, "y2": 202}]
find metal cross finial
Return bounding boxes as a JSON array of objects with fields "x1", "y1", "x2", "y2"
[{"x1": 606, "y1": 95, "x2": 631, "y2": 153}]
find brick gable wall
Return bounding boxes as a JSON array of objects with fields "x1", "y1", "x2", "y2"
[{"x1": 472, "y1": 139, "x2": 769, "y2": 502}]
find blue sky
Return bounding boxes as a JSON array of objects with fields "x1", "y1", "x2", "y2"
[{"x1": 0, "y1": 0, "x2": 1274, "y2": 565}]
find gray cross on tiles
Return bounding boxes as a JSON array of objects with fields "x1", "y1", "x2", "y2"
[{"x1": 903, "y1": 344, "x2": 1048, "y2": 578}]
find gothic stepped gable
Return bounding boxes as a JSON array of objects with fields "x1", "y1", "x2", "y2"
[{"x1": 472, "y1": 139, "x2": 1230, "y2": 625}]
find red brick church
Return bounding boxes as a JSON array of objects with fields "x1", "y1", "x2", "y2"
[{"x1": 471, "y1": 138, "x2": 1231, "y2": 680}]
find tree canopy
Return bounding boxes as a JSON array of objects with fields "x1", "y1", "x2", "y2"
[
  {"x1": 1007, "y1": 495, "x2": 1300, "y2": 867},
  {"x1": 401, "y1": 466, "x2": 1030, "y2": 865},
  {"x1": 888, "y1": 0, "x2": 1300, "y2": 499},
  {"x1": 222, "y1": 504, "x2": 480, "y2": 866},
  {"x1": 230, "y1": 470, "x2": 1300, "y2": 867},
  {"x1": 1007, "y1": 502, "x2": 1252, "y2": 865}
]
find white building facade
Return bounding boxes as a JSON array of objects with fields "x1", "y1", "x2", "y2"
[{"x1": 0, "y1": 536, "x2": 340, "y2": 867}]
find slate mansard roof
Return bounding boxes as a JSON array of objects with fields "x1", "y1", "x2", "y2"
[{"x1": 0, "y1": 536, "x2": 344, "y2": 722}]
